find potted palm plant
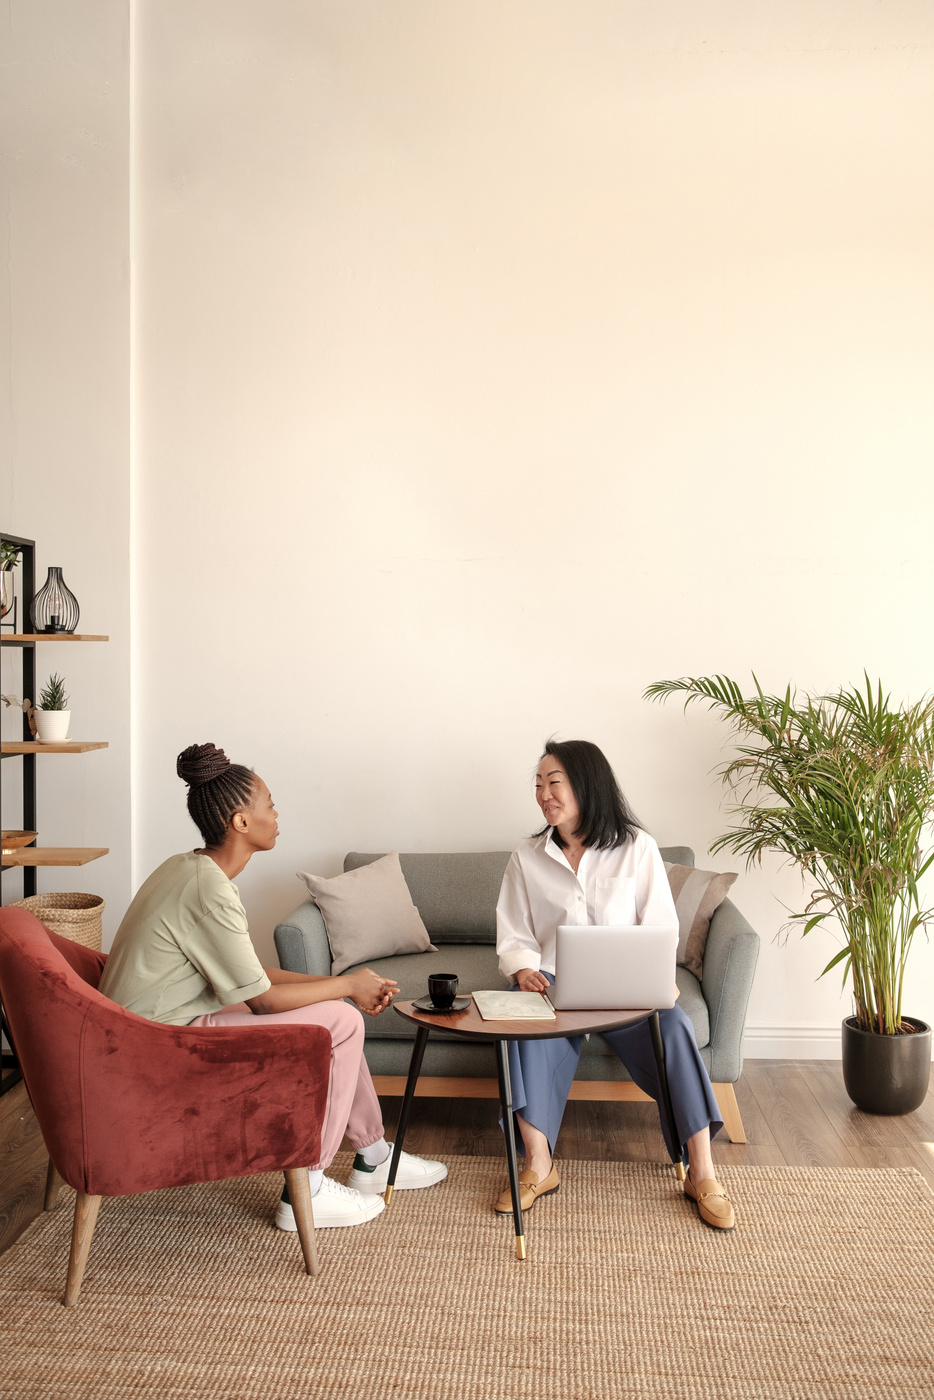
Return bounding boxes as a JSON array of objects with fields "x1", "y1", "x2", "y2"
[{"x1": 645, "y1": 674, "x2": 933, "y2": 1114}]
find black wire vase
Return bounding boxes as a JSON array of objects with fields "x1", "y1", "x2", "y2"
[{"x1": 30, "y1": 567, "x2": 80, "y2": 634}]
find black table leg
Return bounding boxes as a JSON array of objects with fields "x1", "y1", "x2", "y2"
[
  {"x1": 385, "y1": 1024, "x2": 430, "y2": 1204},
  {"x1": 495, "y1": 1039, "x2": 526, "y2": 1260},
  {"x1": 648, "y1": 1010, "x2": 685, "y2": 1180}
]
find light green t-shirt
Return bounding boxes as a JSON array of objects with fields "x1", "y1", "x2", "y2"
[{"x1": 99, "y1": 852, "x2": 271, "y2": 1025}]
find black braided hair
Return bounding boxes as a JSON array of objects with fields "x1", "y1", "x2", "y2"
[{"x1": 176, "y1": 743, "x2": 256, "y2": 847}]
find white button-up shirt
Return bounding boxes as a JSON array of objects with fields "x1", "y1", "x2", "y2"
[{"x1": 496, "y1": 828, "x2": 677, "y2": 981}]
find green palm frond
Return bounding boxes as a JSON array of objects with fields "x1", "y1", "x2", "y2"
[{"x1": 645, "y1": 672, "x2": 934, "y2": 1034}]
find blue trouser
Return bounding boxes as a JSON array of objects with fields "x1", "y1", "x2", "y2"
[{"x1": 503, "y1": 976, "x2": 723, "y2": 1160}]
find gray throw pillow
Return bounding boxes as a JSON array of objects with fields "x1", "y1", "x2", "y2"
[
  {"x1": 664, "y1": 862, "x2": 738, "y2": 980},
  {"x1": 297, "y1": 851, "x2": 437, "y2": 976}
]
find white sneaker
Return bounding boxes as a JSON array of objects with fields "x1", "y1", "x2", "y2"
[
  {"x1": 275, "y1": 1174, "x2": 385, "y2": 1231},
  {"x1": 347, "y1": 1143, "x2": 447, "y2": 1193}
]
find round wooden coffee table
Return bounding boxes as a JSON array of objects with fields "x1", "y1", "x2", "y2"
[{"x1": 385, "y1": 997, "x2": 681, "y2": 1259}]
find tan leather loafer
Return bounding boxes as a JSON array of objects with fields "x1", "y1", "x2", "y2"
[
  {"x1": 494, "y1": 1163, "x2": 560, "y2": 1214},
  {"x1": 683, "y1": 1172, "x2": 735, "y2": 1231}
]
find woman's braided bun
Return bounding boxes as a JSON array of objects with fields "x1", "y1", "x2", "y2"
[
  {"x1": 176, "y1": 742, "x2": 256, "y2": 846},
  {"x1": 177, "y1": 742, "x2": 232, "y2": 788}
]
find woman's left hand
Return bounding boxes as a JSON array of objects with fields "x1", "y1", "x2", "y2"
[
  {"x1": 369, "y1": 981, "x2": 397, "y2": 1016},
  {"x1": 362, "y1": 980, "x2": 398, "y2": 1017},
  {"x1": 346, "y1": 968, "x2": 399, "y2": 1017}
]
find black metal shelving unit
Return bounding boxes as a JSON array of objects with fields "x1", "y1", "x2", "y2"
[
  {"x1": 1, "y1": 534, "x2": 37, "y2": 897},
  {"x1": 1, "y1": 533, "x2": 35, "y2": 1093}
]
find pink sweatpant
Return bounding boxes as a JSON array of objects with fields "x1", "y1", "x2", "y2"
[{"x1": 190, "y1": 1000, "x2": 385, "y2": 1170}]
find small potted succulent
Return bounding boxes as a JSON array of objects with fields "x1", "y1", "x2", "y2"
[{"x1": 36, "y1": 673, "x2": 71, "y2": 744}]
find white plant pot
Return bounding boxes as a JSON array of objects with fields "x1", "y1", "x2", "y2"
[{"x1": 35, "y1": 709, "x2": 71, "y2": 744}]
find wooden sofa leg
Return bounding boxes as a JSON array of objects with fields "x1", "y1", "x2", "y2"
[
  {"x1": 44, "y1": 1159, "x2": 65, "y2": 1211},
  {"x1": 64, "y1": 1192, "x2": 102, "y2": 1307},
  {"x1": 713, "y1": 1083, "x2": 746, "y2": 1144},
  {"x1": 284, "y1": 1168, "x2": 320, "y2": 1278}
]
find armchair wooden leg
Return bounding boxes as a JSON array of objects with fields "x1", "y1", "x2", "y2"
[
  {"x1": 64, "y1": 1192, "x2": 102, "y2": 1307},
  {"x1": 284, "y1": 1169, "x2": 320, "y2": 1278},
  {"x1": 713, "y1": 1083, "x2": 746, "y2": 1144},
  {"x1": 44, "y1": 1159, "x2": 65, "y2": 1211}
]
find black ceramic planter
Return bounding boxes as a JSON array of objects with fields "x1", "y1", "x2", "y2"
[{"x1": 841, "y1": 1016, "x2": 932, "y2": 1114}]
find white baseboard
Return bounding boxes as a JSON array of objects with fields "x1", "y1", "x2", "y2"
[{"x1": 742, "y1": 1026, "x2": 842, "y2": 1060}]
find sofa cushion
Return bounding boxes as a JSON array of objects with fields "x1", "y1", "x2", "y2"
[
  {"x1": 664, "y1": 862, "x2": 737, "y2": 980},
  {"x1": 297, "y1": 852, "x2": 436, "y2": 976},
  {"x1": 344, "y1": 943, "x2": 508, "y2": 1041},
  {"x1": 344, "y1": 851, "x2": 512, "y2": 944}
]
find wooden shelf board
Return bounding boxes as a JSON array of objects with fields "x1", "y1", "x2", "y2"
[
  {"x1": 1, "y1": 846, "x2": 109, "y2": 867},
  {"x1": 1, "y1": 634, "x2": 108, "y2": 643},
  {"x1": 1, "y1": 741, "x2": 108, "y2": 755}
]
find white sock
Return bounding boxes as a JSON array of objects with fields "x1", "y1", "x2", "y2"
[
  {"x1": 360, "y1": 1137, "x2": 391, "y2": 1167},
  {"x1": 308, "y1": 1169, "x2": 324, "y2": 1196}
]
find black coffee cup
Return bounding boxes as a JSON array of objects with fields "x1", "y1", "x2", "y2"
[{"x1": 428, "y1": 973, "x2": 459, "y2": 1009}]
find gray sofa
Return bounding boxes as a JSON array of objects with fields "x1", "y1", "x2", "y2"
[{"x1": 275, "y1": 846, "x2": 759, "y2": 1143}]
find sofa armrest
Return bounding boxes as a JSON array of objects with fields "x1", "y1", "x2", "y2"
[
  {"x1": 700, "y1": 897, "x2": 760, "y2": 1083},
  {"x1": 274, "y1": 900, "x2": 332, "y2": 976}
]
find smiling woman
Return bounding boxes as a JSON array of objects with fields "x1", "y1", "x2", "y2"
[
  {"x1": 494, "y1": 738, "x2": 736, "y2": 1231},
  {"x1": 97, "y1": 742, "x2": 447, "y2": 1229}
]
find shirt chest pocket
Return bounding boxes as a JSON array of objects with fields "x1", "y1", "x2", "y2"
[{"x1": 595, "y1": 876, "x2": 638, "y2": 926}]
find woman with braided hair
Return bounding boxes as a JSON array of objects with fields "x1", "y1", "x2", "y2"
[{"x1": 99, "y1": 742, "x2": 446, "y2": 1229}]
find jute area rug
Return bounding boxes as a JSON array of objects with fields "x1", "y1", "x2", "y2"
[{"x1": 1, "y1": 1155, "x2": 933, "y2": 1400}]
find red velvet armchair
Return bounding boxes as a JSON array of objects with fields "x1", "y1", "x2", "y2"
[{"x1": 0, "y1": 907, "x2": 332, "y2": 1305}]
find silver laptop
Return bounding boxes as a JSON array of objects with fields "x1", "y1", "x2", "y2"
[{"x1": 552, "y1": 925, "x2": 679, "y2": 1011}]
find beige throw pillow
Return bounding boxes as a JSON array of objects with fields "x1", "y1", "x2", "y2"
[
  {"x1": 297, "y1": 851, "x2": 437, "y2": 976},
  {"x1": 664, "y1": 862, "x2": 738, "y2": 980}
]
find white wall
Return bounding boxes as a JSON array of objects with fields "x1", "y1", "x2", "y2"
[
  {"x1": 133, "y1": 0, "x2": 934, "y2": 1053},
  {"x1": 1, "y1": 2, "x2": 131, "y2": 940},
  {"x1": 5, "y1": 3, "x2": 933, "y2": 1055}
]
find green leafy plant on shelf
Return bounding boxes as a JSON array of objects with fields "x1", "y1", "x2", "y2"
[
  {"x1": 38, "y1": 673, "x2": 69, "y2": 712},
  {"x1": 644, "y1": 673, "x2": 934, "y2": 1036},
  {"x1": 0, "y1": 542, "x2": 23, "y2": 571}
]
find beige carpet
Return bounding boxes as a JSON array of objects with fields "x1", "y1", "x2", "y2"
[{"x1": 1, "y1": 1155, "x2": 933, "y2": 1400}]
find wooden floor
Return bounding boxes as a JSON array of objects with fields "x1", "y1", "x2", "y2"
[
  {"x1": 0, "y1": 1077, "x2": 48, "y2": 1257},
  {"x1": 2, "y1": 1060, "x2": 933, "y2": 1255}
]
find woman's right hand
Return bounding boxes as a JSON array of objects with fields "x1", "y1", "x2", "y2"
[
  {"x1": 344, "y1": 967, "x2": 399, "y2": 1016},
  {"x1": 516, "y1": 967, "x2": 549, "y2": 993}
]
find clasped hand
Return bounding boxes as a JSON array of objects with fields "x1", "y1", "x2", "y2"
[{"x1": 345, "y1": 966, "x2": 399, "y2": 1016}]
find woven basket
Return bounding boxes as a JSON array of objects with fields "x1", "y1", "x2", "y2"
[{"x1": 11, "y1": 892, "x2": 104, "y2": 952}]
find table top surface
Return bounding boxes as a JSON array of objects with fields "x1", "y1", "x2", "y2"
[{"x1": 392, "y1": 997, "x2": 655, "y2": 1041}]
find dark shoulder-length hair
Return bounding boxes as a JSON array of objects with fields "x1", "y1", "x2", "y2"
[{"x1": 535, "y1": 738, "x2": 642, "y2": 850}]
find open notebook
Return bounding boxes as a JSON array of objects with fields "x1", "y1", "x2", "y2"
[{"x1": 472, "y1": 991, "x2": 556, "y2": 1021}]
